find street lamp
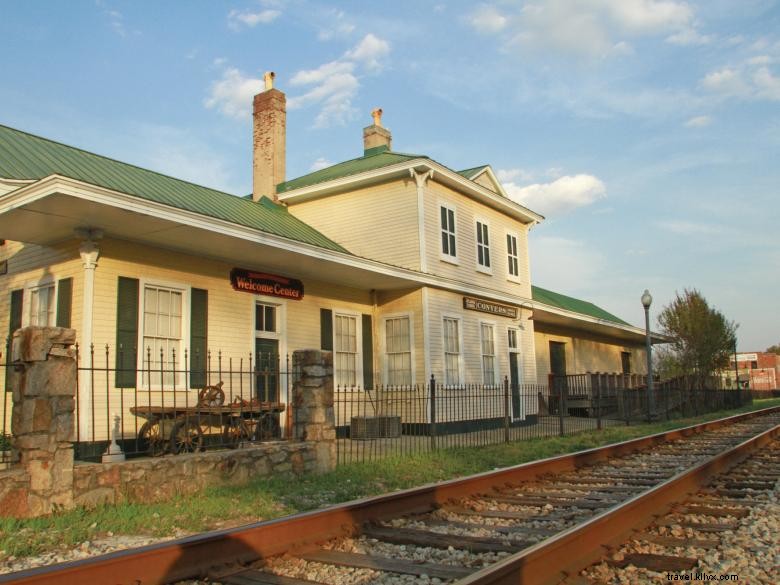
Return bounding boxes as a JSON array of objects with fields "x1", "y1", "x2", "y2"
[{"x1": 641, "y1": 290, "x2": 655, "y2": 421}]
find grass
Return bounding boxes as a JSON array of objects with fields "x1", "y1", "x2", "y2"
[{"x1": 1, "y1": 398, "x2": 778, "y2": 560}]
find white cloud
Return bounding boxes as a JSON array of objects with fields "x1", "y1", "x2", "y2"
[
  {"x1": 310, "y1": 157, "x2": 333, "y2": 171},
  {"x1": 656, "y1": 220, "x2": 718, "y2": 235},
  {"x1": 473, "y1": 0, "x2": 700, "y2": 58},
  {"x1": 344, "y1": 33, "x2": 391, "y2": 70},
  {"x1": 468, "y1": 5, "x2": 508, "y2": 33},
  {"x1": 702, "y1": 59, "x2": 780, "y2": 101},
  {"x1": 227, "y1": 8, "x2": 281, "y2": 30},
  {"x1": 287, "y1": 34, "x2": 391, "y2": 128},
  {"x1": 684, "y1": 115, "x2": 711, "y2": 127},
  {"x1": 504, "y1": 174, "x2": 606, "y2": 216},
  {"x1": 204, "y1": 67, "x2": 264, "y2": 119}
]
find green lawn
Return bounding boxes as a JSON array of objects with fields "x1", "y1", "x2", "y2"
[{"x1": 1, "y1": 398, "x2": 778, "y2": 561}]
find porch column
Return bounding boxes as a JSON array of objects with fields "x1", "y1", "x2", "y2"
[{"x1": 77, "y1": 233, "x2": 101, "y2": 441}]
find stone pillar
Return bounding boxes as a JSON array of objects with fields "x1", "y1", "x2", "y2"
[
  {"x1": 292, "y1": 349, "x2": 335, "y2": 473},
  {"x1": 11, "y1": 327, "x2": 77, "y2": 516}
]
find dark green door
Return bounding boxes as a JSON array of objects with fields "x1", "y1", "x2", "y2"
[
  {"x1": 549, "y1": 341, "x2": 568, "y2": 402},
  {"x1": 255, "y1": 338, "x2": 279, "y2": 402},
  {"x1": 509, "y1": 353, "x2": 522, "y2": 420}
]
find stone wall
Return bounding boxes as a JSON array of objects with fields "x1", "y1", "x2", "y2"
[
  {"x1": 0, "y1": 329, "x2": 336, "y2": 518},
  {"x1": 73, "y1": 441, "x2": 320, "y2": 507}
]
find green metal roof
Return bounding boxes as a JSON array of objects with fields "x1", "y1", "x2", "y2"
[
  {"x1": 277, "y1": 146, "x2": 428, "y2": 193},
  {"x1": 0, "y1": 124, "x2": 347, "y2": 253},
  {"x1": 457, "y1": 165, "x2": 488, "y2": 179},
  {"x1": 532, "y1": 285, "x2": 630, "y2": 326}
]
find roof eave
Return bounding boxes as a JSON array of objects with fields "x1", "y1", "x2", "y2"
[{"x1": 279, "y1": 159, "x2": 544, "y2": 225}]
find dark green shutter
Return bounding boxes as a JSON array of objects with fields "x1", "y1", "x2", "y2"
[
  {"x1": 115, "y1": 277, "x2": 139, "y2": 388},
  {"x1": 55, "y1": 278, "x2": 72, "y2": 328},
  {"x1": 362, "y1": 314, "x2": 373, "y2": 390},
  {"x1": 6, "y1": 289, "x2": 23, "y2": 391},
  {"x1": 320, "y1": 309, "x2": 333, "y2": 351},
  {"x1": 189, "y1": 288, "x2": 208, "y2": 389}
]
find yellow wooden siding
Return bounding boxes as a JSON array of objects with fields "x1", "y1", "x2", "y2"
[
  {"x1": 425, "y1": 288, "x2": 537, "y2": 389},
  {"x1": 423, "y1": 181, "x2": 532, "y2": 298},
  {"x1": 376, "y1": 288, "x2": 425, "y2": 385},
  {"x1": 287, "y1": 180, "x2": 421, "y2": 270},
  {"x1": 472, "y1": 172, "x2": 498, "y2": 193},
  {"x1": 533, "y1": 327, "x2": 647, "y2": 385}
]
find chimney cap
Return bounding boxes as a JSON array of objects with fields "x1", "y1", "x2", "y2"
[
  {"x1": 263, "y1": 71, "x2": 276, "y2": 91},
  {"x1": 371, "y1": 108, "x2": 383, "y2": 127}
]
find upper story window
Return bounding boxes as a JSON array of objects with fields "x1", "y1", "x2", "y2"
[
  {"x1": 385, "y1": 316, "x2": 412, "y2": 386},
  {"x1": 440, "y1": 205, "x2": 457, "y2": 260},
  {"x1": 476, "y1": 221, "x2": 490, "y2": 271},
  {"x1": 506, "y1": 233, "x2": 519, "y2": 280},
  {"x1": 508, "y1": 328, "x2": 518, "y2": 350},
  {"x1": 29, "y1": 284, "x2": 55, "y2": 326},
  {"x1": 335, "y1": 313, "x2": 359, "y2": 387},
  {"x1": 443, "y1": 317, "x2": 461, "y2": 386}
]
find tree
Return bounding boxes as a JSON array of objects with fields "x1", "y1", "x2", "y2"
[
  {"x1": 766, "y1": 343, "x2": 780, "y2": 355},
  {"x1": 656, "y1": 289, "x2": 737, "y2": 388}
]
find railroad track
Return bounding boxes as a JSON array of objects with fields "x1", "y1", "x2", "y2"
[{"x1": 1, "y1": 407, "x2": 778, "y2": 585}]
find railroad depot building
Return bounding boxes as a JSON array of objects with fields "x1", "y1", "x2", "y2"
[{"x1": 0, "y1": 77, "x2": 654, "y2": 440}]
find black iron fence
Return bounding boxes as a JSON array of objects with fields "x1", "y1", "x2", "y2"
[
  {"x1": 73, "y1": 344, "x2": 294, "y2": 462},
  {"x1": 335, "y1": 374, "x2": 753, "y2": 466}
]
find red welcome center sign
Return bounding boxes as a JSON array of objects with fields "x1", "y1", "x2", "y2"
[{"x1": 230, "y1": 268, "x2": 304, "y2": 300}]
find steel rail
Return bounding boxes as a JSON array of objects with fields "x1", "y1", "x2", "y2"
[
  {"x1": 1, "y1": 406, "x2": 778, "y2": 585},
  {"x1": 458, "y1": 420, "x2": 780, "y2": 585}
]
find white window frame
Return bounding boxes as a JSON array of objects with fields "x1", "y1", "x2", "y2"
[
  {"x1": 480, "y1": 320, "x2": 498, "y2": 386},
  {"x1": 137, "y1": 278, "x2": 191, "y2": 390},
  {"x1": 333, "y1": 309, "x2": 363, "y2": 388},
  {"x1": 22, "y1": 278, "x2": 57, "y2": 327},
  {"x1": 381, "y1": 312, "x2": 415, "y2": 386},
  {"x1": 442, "y1": 315, "x2": 464, "y2": 386},
  {"x1": 439, "y1": 202, "x2": 459, "y2": 265},
  {"x1": 475, "y1": 218, "x2": 492, "y2": 274},
  {"x1": 505, "y1": 230, "x2": 521, "y2": 283}
]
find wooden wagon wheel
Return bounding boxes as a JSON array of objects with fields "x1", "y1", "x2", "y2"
[
  {"x1": 198, "y1": 381, "x2": 225, "y2": 407},
  {"x1": 137, "y1": 419, "x2": 166, "y2": 457},
  {"x1": 223, "y1": 418, "x2": 251, "y2": 449},
  {"x1": 170, "y1": 417, "x2": 204, "y2": 454}
]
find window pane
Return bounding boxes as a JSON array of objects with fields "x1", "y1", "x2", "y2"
[
  {"x1": 255, "y1": 304, "x2": 264, "y2": 331},
  {"x1": 440, "y1": 206, "x2": 447, "y2": 229},
  {"x1": 265, "y1": 306, "x2": 275, "y2": 332}
]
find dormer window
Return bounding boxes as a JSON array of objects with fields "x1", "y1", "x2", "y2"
[
  {"x1": 440, "y1": 204, "x2": 457, "y2": 260},
  {"x1": 476, "y1": 220, "x2": 491, "y2": 272}
]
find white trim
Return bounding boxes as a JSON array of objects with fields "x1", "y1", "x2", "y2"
[
  {"x1": 380, "y1": 311, "x2": 416, "y2": 386},
  {"x1": 278, "y1": 159, "x2": 543, "y2": 224},
  {"x1": 479, "y1": 319, "x2": 499, "y2": 386},
  {"x1": 410, "y1": 169, "x2": 432, "y2": 273},
  {"x1": 421, "y1": 287, "x2": 432, "y2": 384},
  {"x1": 332, "y1": 308, "x2": 363, "y2": 388},
  {"x1": 467, "y1": 166, "x2": 510, "y2": 199},
  {"x1": 441, "y1": 313, "x2": 464, "y2": 386},
  {"x1": 0, "y1": 175, "x2": 657, "y2": 342},
  {"x1": 474, "y1": 217, "x2": 492, "y2": 275},
  {"x1": 439, "y1": 201, "x2": 458, "y2": 263},
  {"x1": 22, "y1": 279, "x2": 56, "y2": 327},
  {"x1": 137, "y1": 277, "x2": 191, "y2": 390},
  {"x1": 504, "y1": 229, "x2": 521, "y2": 284}
]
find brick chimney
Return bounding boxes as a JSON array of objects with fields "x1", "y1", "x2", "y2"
[
  {"x1": 363, "y1": 108, "x2": 392, "y2": 154},
  {"x1": 253, "y1": 72, "x2": 286, "y2": 202}
]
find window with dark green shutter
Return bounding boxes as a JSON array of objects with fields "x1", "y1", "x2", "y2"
[
  {"x1": 56, "y1": 278, "x2": 73, "y2": 328},
  {"x1": 320, "y1": 309, "x2": 333, "y2": 351},
  {"x1": 362, "y1": 314, "x2": 373, "y2": 389},
  {"x1": 115, "y1": 277, "x2": 139, "y2": 388},
  {"x1": 189, "y1": 288, "x2": 208, "y2": 388},
  {"x1": 6, "y1": 289, "x2": 22, "y2": 391}
]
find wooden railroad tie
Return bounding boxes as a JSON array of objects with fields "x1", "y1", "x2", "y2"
[{"x1": 607, "y1": 553, "x2": 699, "y2": 572}]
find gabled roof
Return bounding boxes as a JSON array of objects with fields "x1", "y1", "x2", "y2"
[
  {"x1": 532, "y1": 285, "x2": 630, "y2": 326},
  {"x1": 277, "y1": 144, "x2": 428, "y2": 193},
  {"x1": 457, "y1": 165, "x2": 489, "y2": 179},
  {"x1": 0, "y1": 124, "x2": 347, "y2": 253}
]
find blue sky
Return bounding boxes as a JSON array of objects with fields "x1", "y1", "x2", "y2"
[{"x1": 1, "y1": 1, "x2": 778, "y2": 351}]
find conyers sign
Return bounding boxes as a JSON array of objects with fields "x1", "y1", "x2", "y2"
[
  {"x1": 462, "y1": 296, "x2": 518, "y2": 319},
  {"x1": 230, "y1": 268, "x2": 304, "y2": 300}
]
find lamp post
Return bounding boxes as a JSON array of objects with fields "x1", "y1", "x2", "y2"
[{"x1": 641, "y1": 290, "x2": 655, "y2": 421}]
